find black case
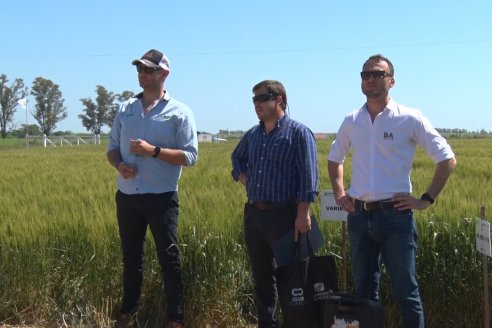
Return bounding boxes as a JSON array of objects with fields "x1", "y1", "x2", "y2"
[{"x1": 323, "y1": 293, "x2": 384, "y2": 328}]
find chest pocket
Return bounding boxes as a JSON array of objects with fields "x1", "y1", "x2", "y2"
[{"x1": 266, "y1": 137, "x2": 294, "y2": 166}]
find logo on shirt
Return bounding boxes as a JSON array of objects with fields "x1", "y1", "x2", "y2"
[
  {"x1": 383, "y1": 132, "x2": 394, "y2": 140},
  {"x1": 153, "y1": 114, "x2": 171, "y2": 121}
]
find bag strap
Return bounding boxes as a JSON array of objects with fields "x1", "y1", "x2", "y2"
[{"x1": 293, "y1": 229, "x2": 316, "y2": 262}]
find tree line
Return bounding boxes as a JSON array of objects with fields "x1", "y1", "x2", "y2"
[
  {"x1": 0, "y1": 73, "x2": 134, "y2": 138},
  {"x1": 2, "y1": 73, "x2": 491, "y2": 139}
]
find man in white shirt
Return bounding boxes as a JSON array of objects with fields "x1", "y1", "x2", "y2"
[{"x1": 328, "y1": 54, "x2": 456, "y2": 328}]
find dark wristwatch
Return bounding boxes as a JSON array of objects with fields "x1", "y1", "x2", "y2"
[
  {"x1": 420, "y1": 192, "x2": 435, "y2": 204},
  {"x1": 152, "y1": 146, "x2": 161, "y2": 158}
]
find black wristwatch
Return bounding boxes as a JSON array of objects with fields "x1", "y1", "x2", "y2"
[
  {"x1": 420, "y1": 192, "x2": 435, "y2": 204},
  {"x1": 152, "y1": 146, "x2": 161, "y2": 158}
]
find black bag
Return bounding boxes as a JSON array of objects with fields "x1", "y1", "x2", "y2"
[
  {"x1": 276, "y1": 233, "x2": 339, "y2": 328},
  {"x1": 323, "y1": 293, "x2": 384, "y2": 328}
]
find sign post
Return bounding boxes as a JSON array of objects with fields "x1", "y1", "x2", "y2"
[
  {"x1": 476, "y1": 206, "x2": 490, "y2": 328},
  {"x1": 321, "y1": 190, "x2": 348, "y2": 291}
]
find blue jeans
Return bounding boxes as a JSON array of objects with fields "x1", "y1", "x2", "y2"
[
  {"x1": 347, "y1": 206, "x2": 424, "y2": 328},
  {"x1": 115, "y1": 190, "x2": 184, "y2": 322}
]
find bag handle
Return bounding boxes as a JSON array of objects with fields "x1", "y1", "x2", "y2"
[{"x1": 293, "y1": 229, "x2": 316, "y2": 262}]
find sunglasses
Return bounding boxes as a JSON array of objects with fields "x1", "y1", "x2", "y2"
[
  {"x1": 136, "y1": 65, "x2": 162, "y2": 74},
  {"x1": 360, "y1": 71, "x2": 392, "y2": 80},
  {"x1": 252, "y1": 93, "x2": 278, "y2": 103}
]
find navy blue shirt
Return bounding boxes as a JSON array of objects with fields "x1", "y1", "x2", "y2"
[{"x1": 231, "y1": 115, "x2": 318, "y2": 203}]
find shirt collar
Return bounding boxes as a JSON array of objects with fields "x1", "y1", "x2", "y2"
[
  {"x1": 259, "y1": 113, "x2": 289, "y2": 131},
  {"x1": 134, "y1": 90, "x2": 170, "y2": 101},
  {"x1": 363, "y1": 98, "x2": 397, "y2": 114},
  {"x1": 385, "y1": 98, "x2": 397, "y2": 112}
]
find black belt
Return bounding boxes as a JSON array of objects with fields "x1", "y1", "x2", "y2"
[
  {"x1": 354, "y1": 199, "x2": 396, "y2": 211},
  {"x1": 248, "y1": 199, "x2": 295, "y2": 210}
]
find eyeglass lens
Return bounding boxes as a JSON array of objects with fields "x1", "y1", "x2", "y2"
[
  {"x1": 252, "y1": 94, "x2": 276, "y2": 103},
  {"x1": 136, "y1": 65, "x2": 159, "y2": 74},
  {"x1": 360, "y1": 71, "x2": 390, "y2": 80}
]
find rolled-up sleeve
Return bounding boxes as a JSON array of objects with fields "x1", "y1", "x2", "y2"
[
  {"x1": 107, "y1": 106, "x2": 122, "y2": 152},
  {"x1": 177, "y1": 106, "x2": 199, "y2": 166},
  {"x1": 328, "y1": 117, "x2": 351, "y2": 164},
  {"x1": 295, "y1": 128, "x2": 318, "y2": 202},
  {"x1": 414, "y1": 115, "x2": 455, "y2": 163},
  {"x1": 231, "y1": 133, "x2": 249, "y2": 181}
]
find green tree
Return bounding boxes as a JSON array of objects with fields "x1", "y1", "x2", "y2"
[
  {"x1": 0, "y1": 74, "x2": 28, "y2": 138},
  {"x1": 13, "y1": 124, "x2": 41, "y2": 138},
  {"x1": 106, "y1": 90, "x2": 134, "y2": 127},
  {"x1": 31, "y1": 77, "x2": 67, "y2": 136},
  {"x1": 106, "y1": 90, "x2": 135, "y2": 127},
  {"x1": 79, "y1": 85, "x2": 117, "y2": 134}
]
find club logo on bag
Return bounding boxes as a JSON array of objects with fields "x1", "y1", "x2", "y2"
[
  {"x1": 290, "y1": 288, "x2": 305, "y2": 305},
  {"x1": 313, "y1": 283, "x2": 325, "y2": 292},
  {"x1": 291, "y1": 288, "x2": 304, "y2": 297}
]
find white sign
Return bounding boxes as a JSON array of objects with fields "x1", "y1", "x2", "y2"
[
  {"x1": 476, "y1": 218, "x2": 491, "y2": 257},
  {"x1": 320, "y1": 190, "x2": 348, "y2": 221}
]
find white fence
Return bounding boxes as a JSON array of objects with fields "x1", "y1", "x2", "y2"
[{"x1": 25, "y1": 134, "x2": 103, "y2": 147}]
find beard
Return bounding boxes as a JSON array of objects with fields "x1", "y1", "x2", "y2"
[{"x1": 363, "y1": 89, "x2": 382, "y2": 98}]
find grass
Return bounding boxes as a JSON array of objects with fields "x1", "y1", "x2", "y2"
[{"x1": 0, "y1": 139, "x2": 491, "y2": 327}]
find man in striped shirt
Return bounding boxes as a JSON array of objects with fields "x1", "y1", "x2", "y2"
[{"x1": 231, "y1": 80, "x2": 318, "y2": 328}]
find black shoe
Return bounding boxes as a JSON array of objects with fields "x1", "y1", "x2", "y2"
[
  {"x1": 114, "y1": 314, "x2": 131, "y2": 328},
  {"x1": 166, "y1": 320, "x2": 184, "y2": 328}
]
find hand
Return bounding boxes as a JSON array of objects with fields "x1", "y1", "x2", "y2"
[
  {"x1": 129, "y1": 139, "x2": 153, "y2": 156},
  {"x1": 294, "y1": 214, "x2": 311, "y2": 241},
  {"x1": 335, "y1": 193, "x2": 355, "y2": 213},
  {"x1": 238, "y1": 174, "x2": 248, "y2": 186},
  {"x1": 392, "y1": 193, "x2": 431, "y2": 211},
  {"x1": 117, "y1": 162, "x2": 137, "y2": 179}
]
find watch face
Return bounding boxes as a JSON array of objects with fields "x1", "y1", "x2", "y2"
[{"x1": 421, "y1": 193, "x2": 434, "y2": 204}]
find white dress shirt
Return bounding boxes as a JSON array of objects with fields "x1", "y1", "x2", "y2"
[{"x1": 328, "y1": 99, "x2": 454, "y2": 201}]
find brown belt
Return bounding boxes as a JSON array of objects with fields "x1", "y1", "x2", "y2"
[
  {"x1": 354, "y1": 199, "x2": 396, "y2": 211},
  {"x1": 248, "y1": 199, "x2": 295, "y2": 210}
]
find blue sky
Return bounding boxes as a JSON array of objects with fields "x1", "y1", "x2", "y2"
[{"x1": 1, "y1": 1, "x2": 491, "y2": 134}]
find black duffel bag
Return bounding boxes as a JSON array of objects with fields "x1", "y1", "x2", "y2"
[{"x1": 323, "y1": 293, "x2": 384, "y2": 328}]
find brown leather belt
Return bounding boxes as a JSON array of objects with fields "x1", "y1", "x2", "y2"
[
  {"x1": 248, "y1": 199, "x2": 295, "y2": 210},
  {"x1": 354, "y1": 199, "x2": 396, "y2": 211}
]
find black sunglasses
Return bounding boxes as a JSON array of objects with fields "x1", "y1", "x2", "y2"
[
  {"x1": 252, "y1": 93, "x2": 278, "y2": 103},
  {"x1": 360, "y1": 71, "x2": 392, "y2": 80},
  {"x1": 136, "y1": 65, "x2": 162, "y2": 74}
]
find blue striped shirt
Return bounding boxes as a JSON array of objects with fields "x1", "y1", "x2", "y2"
[{"x1": 231, "y1": 115, "x2": 318, "y2": 203}]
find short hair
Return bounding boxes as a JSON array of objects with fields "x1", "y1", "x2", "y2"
[
  {"x1": 252, "y1": 80, "x2": 287, "y2": 111},
  {"x1": 363, "y1": 54, "x2": 395, "y2": 77}
]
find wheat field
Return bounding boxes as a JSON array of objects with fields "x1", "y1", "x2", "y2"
[{"x1": 0, "y1": 139, "x2": 491, "y2": 327}]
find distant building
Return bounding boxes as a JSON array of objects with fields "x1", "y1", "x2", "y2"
[
  {"x1": 314, "y1": 133, "x2": 329, "y2": 140},
  {"x1": 198, "y1": 133, "x2": 213, "y2": 143}
]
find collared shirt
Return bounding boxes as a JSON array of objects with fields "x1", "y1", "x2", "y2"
[
  {"x1": 231, "y1": 115, "x2": 318, "y2": 203},
  {"x1": 108, "y1": 91, "x2": 198, "y2": 194},
  {"x1": 328, "y1": 99, "x2": 454, "y2": 201}
]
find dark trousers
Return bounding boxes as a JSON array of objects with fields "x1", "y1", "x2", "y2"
[
  {"x1": 115, "y1": 190, "x2": 184, "y2": 322},
  {"x1": 243, "y1": 202, "x2": 297, "y2": 328}
]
